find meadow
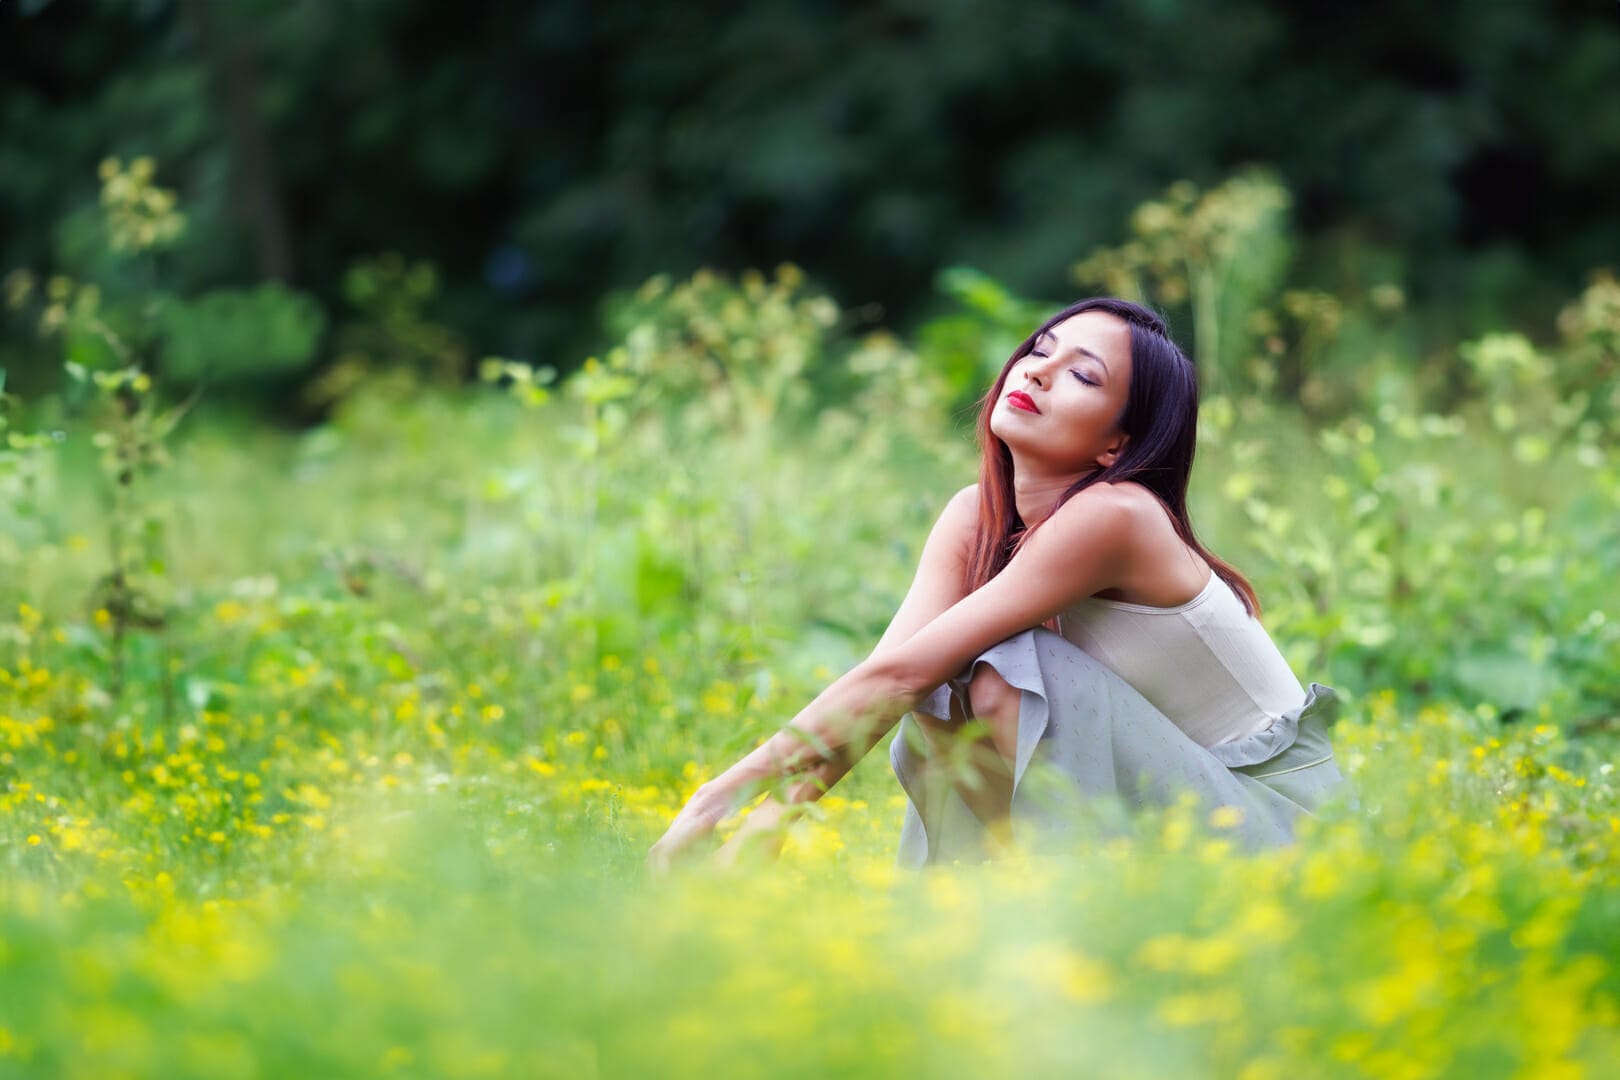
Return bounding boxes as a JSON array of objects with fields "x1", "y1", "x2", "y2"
[{"x1": 3, "y1": 192, "x2": 1620, "y2": 1076}]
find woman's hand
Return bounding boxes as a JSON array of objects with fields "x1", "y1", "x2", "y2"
[
  {"x1": 646, "y1": 784, "x2": 731, "y2": 876},
  {"x1": 712, "y1": 796, "x2": 792, "y2": 870}
]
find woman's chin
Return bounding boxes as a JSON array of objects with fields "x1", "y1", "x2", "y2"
[{"x1": 989, "y1": 418, "x2": 1041, "y2": 451}]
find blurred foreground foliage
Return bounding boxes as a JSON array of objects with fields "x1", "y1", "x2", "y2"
[{"x1": 1, "y1": 168, "x2": 1619, "y2": 1076}]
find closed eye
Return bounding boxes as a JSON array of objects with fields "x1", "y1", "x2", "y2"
[{"x1": 1071, "y1": 369, "x2": 1098, "y2": 386}]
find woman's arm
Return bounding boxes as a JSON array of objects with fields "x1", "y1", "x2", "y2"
[
  {"x1": 702, "y1": 485, "x2": 979, "y2": 860},
  {"x1": 866, "y1": 484, "x2": 980, "y2": 663},
  {"x1": 767, "y1": 484, "x2": 978, "y2": 792},
  {"x1": 703, "y1": 483, "x2": 1138, "y2": 813}
]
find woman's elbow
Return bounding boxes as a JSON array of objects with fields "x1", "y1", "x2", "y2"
[{"x1": 855, "y1": 654, "x2": 937, "y2": 712}]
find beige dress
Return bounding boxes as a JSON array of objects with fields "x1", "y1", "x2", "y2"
[{"x1": 889, "y1": 574, "x2": 1349, "y2": 868}]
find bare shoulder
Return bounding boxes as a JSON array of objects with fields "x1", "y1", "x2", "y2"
[
  {"x1": 934, "y1": 482, "x2": 980, "y2": 550},
  {"x1": 1066, "y1": 481, "x2": 1207, "y2": 600},
  {"x1": 905, "y1": 482, "x2": 980, "y2": 568},
  {"x1": 1096, "y1": 479, "x2": 1173, "y2": 522},
  {"x1": 1040, "y1": 481, "x2": 1139, "y2": 539},
  {"x1": 989, "y1": 483, "x2": 1135, "y2": 603},
  {"x1": 944, "y1": 482, "x2": 980, "y2": 521},
  {"x1": 1027, "y1": 482, "x2": 1161, "y2": 577},
  {"x1": 925, "y1": 481, "x2": 978, "y2": 538}
]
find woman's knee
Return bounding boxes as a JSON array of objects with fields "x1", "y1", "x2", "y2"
[
  {"x1": 967, "y1": 663, "x2": 1016, "y2": 718},
  {"x1": 966, "y1": 664, "x2": 1020, "y2": 763}
]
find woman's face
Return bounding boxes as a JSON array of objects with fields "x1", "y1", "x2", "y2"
[{"x1": 988, "y1": 310, "x2": 1134, "y2": 475}]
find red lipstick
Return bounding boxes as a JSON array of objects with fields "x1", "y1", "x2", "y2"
[{"x1": 1007, "y1": 390, "x2": 1040, "y2": 414}]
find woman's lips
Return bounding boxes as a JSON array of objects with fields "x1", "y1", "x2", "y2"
[{"x1": 1007, "y1": 390, "x2": 1040, "y2": 414}]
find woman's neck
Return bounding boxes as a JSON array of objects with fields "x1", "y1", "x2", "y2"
[{"x1": 1011, "y1": 464, "x2": 1098, "y2": 526}]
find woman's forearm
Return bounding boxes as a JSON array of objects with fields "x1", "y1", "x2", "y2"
[
  {"x1": 779, "y1": 750, "x2": 857, "y2": 804},
  {"x1": 711, "y1": 754, "x2": 855, "y2": 865},
  {"x1": 704, "y1": 659, "x2": 917, "y2": 811}
]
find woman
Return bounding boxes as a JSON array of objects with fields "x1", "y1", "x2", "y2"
[{"x1": 647, "y1": 297, "x2": 1346, "y2": 873}]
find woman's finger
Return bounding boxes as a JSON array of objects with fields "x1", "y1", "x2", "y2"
[{"x1": 646, "y1": 817, "x2": 709, "y2": 875}]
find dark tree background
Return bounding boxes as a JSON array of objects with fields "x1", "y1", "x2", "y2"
[{"x1": 3, "y1": 0, "x2": 1617, "y2": 392}]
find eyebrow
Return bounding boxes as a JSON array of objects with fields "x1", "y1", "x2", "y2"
[{"x1": 1036, "y1": 330, "x2": 1110, "y2": 375}]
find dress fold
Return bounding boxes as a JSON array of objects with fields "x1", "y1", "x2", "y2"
[{"x1": 889, "y1": 627, "x2": 1348, "y2": 869}]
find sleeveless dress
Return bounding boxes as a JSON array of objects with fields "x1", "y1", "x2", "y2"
[{"x1": 888, "y1": 571, "x2": 1349, "y2": 868}]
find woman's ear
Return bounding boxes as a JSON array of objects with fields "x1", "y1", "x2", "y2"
[{"x1": 1098, "y1": 432, "x2": 1129, "y2": 468}]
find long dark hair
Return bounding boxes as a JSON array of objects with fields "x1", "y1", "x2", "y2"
[{"x1": 964, "y1": 297, "x2": 1261, "y2": 617}]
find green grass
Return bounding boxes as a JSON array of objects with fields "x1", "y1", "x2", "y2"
[{"x1": 2, "y1": 291, "x2": 1619, "y2": 1078}]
